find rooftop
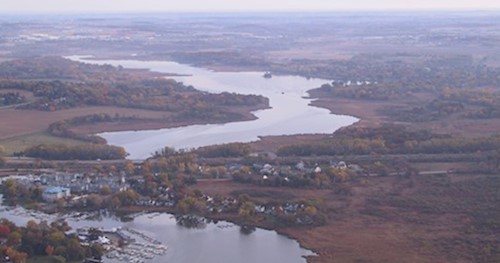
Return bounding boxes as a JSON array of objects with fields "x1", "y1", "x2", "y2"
[{"x1": 44, "y1": 186, "x2": 70, "y2": 194}]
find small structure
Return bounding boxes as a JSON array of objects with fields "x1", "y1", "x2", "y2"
[
  {"x1": 97, "y1": 236, "x2": 111, "y2": 245},
  {"x1": 260, "y1": 164, "x2": 274, "y2": 175},
  {"x1": 42, "y1": 186, "x2": 71, "y2": 202},
  {"x1": 295, "y1": 161, "x2": 306, "y2": 171},
  {"x1": 263, "y1": 72, "x2": 272, "y2": 78},
  {"x1": 331, "y1": 161, "x2": 347, "y2": 170}
]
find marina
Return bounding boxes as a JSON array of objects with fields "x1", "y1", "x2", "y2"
[{"x1": 0, "y1": 195, "x2": 314, "y2": 263}]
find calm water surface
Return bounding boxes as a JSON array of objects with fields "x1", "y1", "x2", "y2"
[
  {"x1": 0, "y1": 200, "x2": 314, "y2": 263},
  {"x1": 69, "y1": 56, "x2": 358, "y2": 159}
]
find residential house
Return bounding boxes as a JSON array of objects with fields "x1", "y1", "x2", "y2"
[{"x1": 42, "y1": 186, "x2": 71, "y2": 202}]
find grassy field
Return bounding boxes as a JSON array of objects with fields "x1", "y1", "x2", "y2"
[{"x1": 0, "y1": 132, "x2": 84, "y2": 155}]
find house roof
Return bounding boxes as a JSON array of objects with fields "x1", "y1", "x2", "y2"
[{"x1": 44, "y1": 186, "x2": 70, "y2": 194}]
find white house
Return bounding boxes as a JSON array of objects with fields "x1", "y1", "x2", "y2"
[{"x1": 42, "y1": 186, "x2": 71, "y2": 202}]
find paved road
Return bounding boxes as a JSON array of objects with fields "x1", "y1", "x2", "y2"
[{"x1": 0, "y1": 102, "x2": 29, "y2": 110}]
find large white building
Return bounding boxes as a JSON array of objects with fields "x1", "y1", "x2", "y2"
[{"x1": 42, "y1": 186, "x2": 71, "y2": 202}]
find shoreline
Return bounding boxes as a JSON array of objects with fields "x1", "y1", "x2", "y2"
[
  {"x1": 114, "y1": 205, "x2": 319, "y2": 261},
  {"x1": 72, "y1": 104, "x2": 265, "y2": 135}
]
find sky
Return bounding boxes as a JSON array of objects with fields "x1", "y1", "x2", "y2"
[{"x1": 1, "y1": 0, "x2": 499, "y2": 13}]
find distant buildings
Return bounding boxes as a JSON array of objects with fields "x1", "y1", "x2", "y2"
[{"x1": 8, "y1": 171, "x2": 130, "y2": 203}]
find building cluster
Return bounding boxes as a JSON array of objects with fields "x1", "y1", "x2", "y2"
[
  {"x1": 250, "y1": 160, "x2": 363, "y2": 179},
  {"x1": 13, "y1": 172, "x2": 130, "y2": 203}
]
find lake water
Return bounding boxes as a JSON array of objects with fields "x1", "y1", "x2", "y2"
[
  {"x1": 69, "y1": 56, "x2": 358, "y2": 159},
  {"x1": 0, "y1": 199, "x2": 315, "y2": 263}
]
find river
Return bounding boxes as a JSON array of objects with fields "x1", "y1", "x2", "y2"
[
  {"x1": 0, "y1": 198, "x2": 315, "y2": 263},
  {"x1": 68, "y1": 56, "x2": 358, "y2": 159}
]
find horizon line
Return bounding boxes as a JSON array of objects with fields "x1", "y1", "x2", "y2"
[{"x1": 1, "y1": 8, "x2": 500, "y2": 15}]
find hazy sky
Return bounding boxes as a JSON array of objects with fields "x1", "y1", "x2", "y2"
[{"x1": 1, "y1": 0, "x2": 499, "y2": 13}]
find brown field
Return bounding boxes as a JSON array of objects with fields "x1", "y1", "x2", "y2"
[
  {"x1": 72, "y1": 105, "x2": 259, "y2": 135},
  {"x1": 310, "y1": 97, "x2": 500, "y2": 138},
  {"x1": 0, "y1": 106, "x2": 171, "y2": 140},
  {"x1": 0, "y1": 104, "x2": 258, "y2": 153},
  {"x1": 249, "y1": 98, "x2": 419, "y2": 152},
  {"x1": 193, "y1": 172, "x2": 500, "y2": 263}
]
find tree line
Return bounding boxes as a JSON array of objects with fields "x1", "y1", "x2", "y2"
[
  {"x1": 0, "y1": 92, "x2": 26, "y2": 106},
  {"x1": 278, "y1": 124, "x2": 500, "y2": 156},
  {"x1": 21, "y1": 143, "x2": 127, "y2": 160},
  {"x1": 193, "y1": 143, "x2": 251, "y2": 158},
  {"x1": 0, "y1": 218, "x2": 103, "y2": 263}
]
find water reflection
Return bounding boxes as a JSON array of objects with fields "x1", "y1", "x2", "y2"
[
  {"x1": 0, "y1": 198, "x2": 314, "y2": 263},
  {"x1": 240, "y1": 225, "x2": 256, "y2": 235},
  {"x1": 175, "y1": 215, "x2": 207, "y2": 229}
]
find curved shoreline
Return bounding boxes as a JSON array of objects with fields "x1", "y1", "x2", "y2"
[
  {"x1": 71, "y1": 57, "x2": 357, "y2": 159},
  {"x1": 114, "y1": 205, "x2": 319, "y2": 261},
  {"x1": 71, "y1": 104, "x2": 266, "y2": 137},
  {"x1": 0, "y1": 201, "x2": 314, "y2": 263}
]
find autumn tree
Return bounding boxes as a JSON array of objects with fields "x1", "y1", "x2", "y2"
[
  {"x1": 45, "y1": 245, "x2": 54, "y2": 256},
  {"x1": 113, "y1": 189, "x2": 139, "y2": 206},
  {"x1": 176, "y1": 196, "x2": 206, "y2": 214},
  {"x1": 5, "y1": 247, "x2": 27, "y2": 263},
  {"x1": 238, "y1": 201, "x2": 256, "y2": 221},
  {"x1": 123, "y1": 160, "x2": 135, "y2": 175},
  {"x1": 7, "y1": 231, "x2": 22, "y2": 247},
  {"x1": 0, "y1": 224, "x2": 11, "y2": 237},
  {"x1": 87, "y1": 194, "x2": 104, "y2": 209},
  {"x1": 99, "y1": 186, "x2": 112, "y2": 195}
]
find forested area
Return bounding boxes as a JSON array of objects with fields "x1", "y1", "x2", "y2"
[
  {"x1": 0, "y1": 57, "x2": 268, "y2": 113},
  {"x1": 278, "y1": 124, "x2": 500, "y2": 156},
  {"x1": 307, "y1": 56, "x2": 500, "y2": 122},
  {"x1": 193, "y1": 143, "x2": 251, "y2": 158},
  {"x1": 152, "y1": 143, "x2": 251, "y2": 159},
  {"x1": 0, "y1": 218, "x2": 103, "y2": 263},
  {"x1": 293, "y1": 55, "x2": 500, "y2": 95},
  {"x1": 21, "y1": 143, "x2": 127, "y2": 160}
]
